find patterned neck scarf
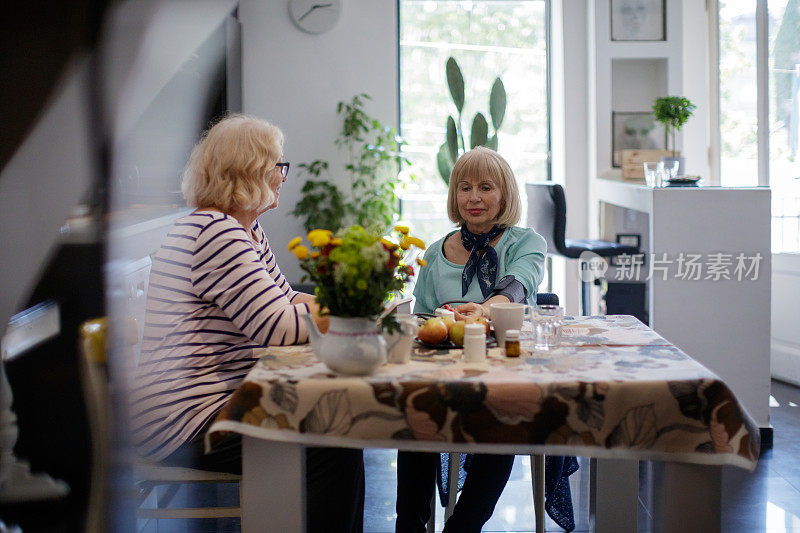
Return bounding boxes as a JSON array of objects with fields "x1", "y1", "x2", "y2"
[{"x1": 460, "y1": 225, "x2": 505, "y2": 298}]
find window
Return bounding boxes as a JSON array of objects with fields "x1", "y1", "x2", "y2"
[
  {"x1": 398, "y1": 0, "x2": 549, "y2": 245},
  {"x1": 717, "y1": 0, "x2": 800, "y2": 252},
  {"x1": 768, "y1": 0, "x2": 800, "y2": 252}
]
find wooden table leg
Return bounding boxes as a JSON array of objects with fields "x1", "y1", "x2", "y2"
[
  {"x1": 241, "y1": 437, "x2": 306, "y2": 533},
  {"x1": 590, "y1": 458, "x2": 639, "y2": 533},
  {"x1": 652, "y1": 462, "x2": 722, "y2": 533}
]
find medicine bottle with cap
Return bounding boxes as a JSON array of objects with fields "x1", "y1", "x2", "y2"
[{"x1": 504, "y1": 329, "x2": 521, "y2": 358}]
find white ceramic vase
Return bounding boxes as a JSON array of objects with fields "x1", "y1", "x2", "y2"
[{"x1": 301, "y1": 315, "x2": 387, "y2": 376}]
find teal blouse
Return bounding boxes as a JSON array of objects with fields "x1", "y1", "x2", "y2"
[{"x1": 412, "y1": 226, "x2": 547, "y2": 314}]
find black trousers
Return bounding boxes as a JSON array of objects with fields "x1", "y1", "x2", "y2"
[
  {"x1": 395, "y1": 451, "x2": 514, "y2": 533},
  {"x1": 163, "y1": 430, "x2": 365, "y2": 533}
]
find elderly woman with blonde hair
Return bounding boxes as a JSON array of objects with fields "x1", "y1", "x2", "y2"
[
  {"x1": 396, "y1": 147, "x2": 547, "y2": 533},
  {"x1": 130, "y1": 114, "x2": 363, "y2": 531}
]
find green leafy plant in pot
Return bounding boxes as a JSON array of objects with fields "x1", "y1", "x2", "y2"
[
  {"x1": 652, "y1": 96, "x2": 696, "y2": 176},
  {"x1": 437, "y1": 57, "x2": 507, "y2": 185},
  {"x1": 292, "y1": 94, "x2": 410, "y2": 234}
]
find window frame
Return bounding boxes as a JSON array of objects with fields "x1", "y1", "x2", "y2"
[
  {"x1": 395, "y1": 0, "x2": 554, "y2": 222},
  {"x1": 709, "y1": 0, "x2": 770, "y2": 188}
]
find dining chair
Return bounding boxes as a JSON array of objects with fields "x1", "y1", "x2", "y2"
[
  {"x1": 80, "y1": 316, "x2": 242, "y2": 522},
  {"x1": 433, "y1": 292, "x2": 558, "y2": 533},
  {"x1": 527, "y1": 182, "x2": 639, "y2": 314}
]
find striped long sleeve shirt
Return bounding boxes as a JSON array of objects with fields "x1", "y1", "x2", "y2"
[{"x1": 131, "y1": 210, "x2": 309, "y2": 460}]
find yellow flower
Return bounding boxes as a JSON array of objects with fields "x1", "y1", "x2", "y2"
[
  {"x1": 293, "y1": 245, "x2": 309, "y2": 260},
  {"x1": 287, "y1": 236, "x2": 302, "y2": 251},
  {"x1": 310, "y1": 251, "x2": 320, "y2": 259},
  {"x1": 380, "y1": 237, "x2": 398, "y2": 250},
  {"x1": 330, "y1": 238, "x2": 343, "y2": 246},
  {"x1": 309, "y1": 233, "x2": 331, "y2": 247},
  {"x1": 399, "y1": 237, "x2": 410, "y2": 250},
  {"x1": 406, "y1": 236, "x2": 426, "y2": 249},
  {"x1": 394, "y1": 225, "x2": 410, "y2": 235},
  {"x1": 308, "y1": 229, "x2": 332, "y2": 236},
  {"x1": 416, "y1": 258, "x2": 427, "y2": 267}
]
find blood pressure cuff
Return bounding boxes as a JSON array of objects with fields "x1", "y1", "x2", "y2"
[{"x1": 486, "y1": 275, "x2": 527, "y2": 304}]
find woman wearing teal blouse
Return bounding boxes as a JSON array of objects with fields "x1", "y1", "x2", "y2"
[{"x1": 396, "y1": 147, "x2": 546, "y2": 533}]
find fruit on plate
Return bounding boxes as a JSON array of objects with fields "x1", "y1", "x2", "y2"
[
  {"x1": 448, "y1": 320, "x2": 466, "y2": 346},
  {"x1": 418, "y1": 317, "x2": 449, "y2": 344},
  {"x1": 466, "y1": 316, "x2": 491, "y2": 336},
  {"x1": 440, "y1": 316, "x2": 455, "y2": 331}
]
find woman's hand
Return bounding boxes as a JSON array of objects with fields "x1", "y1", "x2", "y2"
[
  {"x1": 307, "y1": 301, "x2": 330, "y2": 333},
  {"x1": 453, "y1": 302, "x2": 489, "y2": 320}
]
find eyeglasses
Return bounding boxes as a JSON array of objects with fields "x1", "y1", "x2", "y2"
[{"x1": 275, "y1": 162, "x2": 290, "y2": 181}]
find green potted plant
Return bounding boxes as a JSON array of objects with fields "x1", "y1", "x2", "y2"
[
  {"x1": 437, "y1": 57, "x2": 507, "y2": 184},
  {"x1": 292, "y1": 94, "x2": 410, "y2": 234},
  {"x1": 652, "y1": 95, "x2": 696, "y2": 175}
]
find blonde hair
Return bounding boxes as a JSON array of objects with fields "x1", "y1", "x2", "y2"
[
  {"x1": 181, "y1": 114, "x2": 284, "y2": 213},
  {"x1": 446, "y1": 146, "x2": 521, "y2": 228}
]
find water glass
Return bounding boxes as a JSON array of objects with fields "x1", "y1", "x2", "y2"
[
  {"x1": 662, "y1": 159, "x2": 680, "y2": 179},
  {"x1": 534, "y1": 305, "x2": 564, "y2": 351},
  {"x1": 643, "y1": 161, "x2": 665, "y2": 188}
]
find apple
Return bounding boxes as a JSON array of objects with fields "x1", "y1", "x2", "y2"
[
  {"x1": 448, "y1": 320, "x2": 466, "y2": 346},
  {"x1": 440, "y1": 316, "x2": 455, "y2": 331},
  {"x1": 418, "y1": 317, "x2": 449, "y2": 344},
  {"x1": 467, "y1": 316, "x2": 491, "y2": 336}
]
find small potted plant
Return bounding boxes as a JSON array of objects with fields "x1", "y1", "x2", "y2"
[
  {"x1": 288, "y1": 225, "x2": 426, "y2": 375},
  {"x1": 652, "y1": 96, "x2": 696, "y2": 176}
]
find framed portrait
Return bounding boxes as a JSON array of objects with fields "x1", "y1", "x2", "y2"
[
  {"x1": 611, "y1": 112, "x2": 667, "y2": 168},
  {"x1": 610, "y1": 0, "x2": 666, "y2": 42}
]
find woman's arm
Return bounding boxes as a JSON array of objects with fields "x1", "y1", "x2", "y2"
[
  {"x1": 500, "y1": 229, "x2": 547, "y2": 300},
  {"x1": 453, "y1": 295, "x2": 509, "y2": 320},
  {"x1": 191, "y1": 217, "x2": 311, "y2": 345},
  {"x1": 291, "y1": 292, "x2": 329, "y2": 333}
]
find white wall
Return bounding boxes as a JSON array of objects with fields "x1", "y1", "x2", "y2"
[
  {"x1": 551, "y1": 0, "x2": 591, "y2": 315},
  {"x1": 239, "y1": 0, "x2": 399, "y2": 284}
]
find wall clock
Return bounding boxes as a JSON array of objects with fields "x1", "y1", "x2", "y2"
[{"x1": 289, "y1": 0, "x2": 342, "y2": 34}]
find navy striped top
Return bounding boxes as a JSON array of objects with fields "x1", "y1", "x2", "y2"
[{"x1": 130, "y1": 210, "x2": 309, "y2": 460}]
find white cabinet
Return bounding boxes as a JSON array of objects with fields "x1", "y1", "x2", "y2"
[{"x1": 597, "y1": 178, "x2": 772, "y2": 429}]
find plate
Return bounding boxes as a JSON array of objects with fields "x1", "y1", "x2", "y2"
[
  {"x1": 414, "y1": 337, "x2": 458, "y2": 350},
  {"x1": 414, "y1": 333, "x2": 496, "y2": 350},
  {"x1": 666, "y1": 175, "x2": 701, "y2": 184}
]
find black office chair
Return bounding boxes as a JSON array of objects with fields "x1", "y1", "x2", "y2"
[{"x1": 527, "y1": 182, "x2": 639, "y2": 314}]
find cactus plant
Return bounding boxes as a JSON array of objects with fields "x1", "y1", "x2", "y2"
[{"x1": 437, "y1": 57, "x2": 507, "y2": 185}]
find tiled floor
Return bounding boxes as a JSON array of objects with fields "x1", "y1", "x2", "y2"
[{"x1": 138, "y1": 379, "x2": 800, "y2": 532}]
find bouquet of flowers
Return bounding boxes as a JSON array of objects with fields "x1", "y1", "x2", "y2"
[{"x1": 288, "y1": 225, "x2": 426, "y2": 329}]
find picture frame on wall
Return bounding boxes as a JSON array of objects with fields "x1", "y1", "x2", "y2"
[
  {"x1": 611, "y1": 111, "x2": 668, "y2": 168},
  {"x1": 610, "y1": 0, "x2": 666, "y2": 41}
]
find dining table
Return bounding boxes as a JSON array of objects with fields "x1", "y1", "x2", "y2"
[{"x1": 207, "y1": 314, "x2": 759, "y2": 533}]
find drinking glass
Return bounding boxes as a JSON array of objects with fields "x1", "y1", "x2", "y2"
[
  {"x1": 643, "y1": 161, "x2": 665, "y2": 187},
  {"x1": 662, "y1": 160, "x2": 680, "y2": 179},
  {"x1": 534, "y1": 305, "x2": 564, "y2": 351}
]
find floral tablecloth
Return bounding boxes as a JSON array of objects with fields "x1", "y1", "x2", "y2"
[{"x1": 208, "y1": 315, "x2": 759, "y2": 470}]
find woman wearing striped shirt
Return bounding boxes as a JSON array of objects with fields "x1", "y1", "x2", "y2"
[{"x1": 131, "y1": 115, "x2": 363, "y2": 531}]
